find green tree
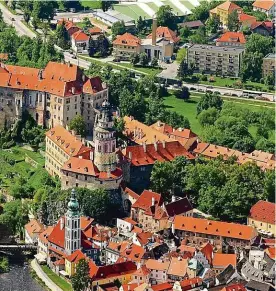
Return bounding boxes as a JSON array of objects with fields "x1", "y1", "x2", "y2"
[
  {"x1": 69, "y1": 114, "x2": 86, "y2": 137},
  {"x1": 101, "y1": 0, "x2": 114, "y2": 12},
  {"x1": 0, "y1": 200, "x2": 28, "y2": 236},
  {"x1": 86, "y1": 62, "x2": 102, "y2": 77},
  {"x1": 32, "y1": 1, "x2": 56, "y2": 22},
  {"x1": 55, "y1": 21, "x2": 70, "y2": 49},
  {"x1": 130, "y1": 53, "x2": 139, "y2": 65},
  {"x1": 71, "y1": 259, "x2": 90, "y2": 291},
  {"x1": 198, "y1": 107, "x2": 219, "y2": 126},
  {"x1": 255, "y1": 138, "x2": 275, "y2": 154},
  {"x1": 0, "y1": 257, "x2": 9, "y2": 273},
  {"x1": 156, "y1": 5, "x2": 175, "y2": 29},
  {"x1": 241, "y1": 52, "x2": 263, "y2": 82},
  {"x1": 189, "y1": 26, "x2": 207, "y2": 44},
  {"x1": 177, "y1": 60, "x2": 192, "y2": 80},
  {"x1": 176, "y1": 48, "x2": 187, "y2": 63},
  {"x1": 206, "y1": 15, "x2": 221, "y2": 33},
  {"x1": 151, "y1": 57, "x2": 158, "y2": 67},
  {"x1": 179, "y1": 26, "x2": 191, "y2": 41},
  {"x1": 189, "y1": 0, "x2": 216, "y2": 22},
  {"x1": 176, "y1": 86, "x2": 190, "y2": 101},
  {"x1": 139, "y1": 52, "x2": 149, "y2": 66},
  {"x1": 163, "y1": 111, "x2": 190, "y2": 129},
  {"x1": 227, "y1": 9, "x2": 239, "y2": 31},
  {"x1": 245, "y1": 34, "x2": 274, "y2": 57},
  {"x1": 111, "y1": 21, "x2": 126, "y2": 37},
  {"x1": 136, "y1": 16, "x2": 144, "y2": 34},
  {"x1": 197, "y1": 92, "x2": 223, "y2": 114},
  {"x1": 264, "y1": 72, "x2": 275, "y2": 86},
  {"x1": 119, "y1": 89, "x2": 146, "y2": 121}
]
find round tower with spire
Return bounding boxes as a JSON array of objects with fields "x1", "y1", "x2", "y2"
[
  {"x1": 93, "y1": 100, "x2": 117, "y2": 172},
  {"x1": 65, "y1": 188, "x2": 81, "y2": 255}
]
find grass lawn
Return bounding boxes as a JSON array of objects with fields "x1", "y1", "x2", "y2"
[
  {"x1": 41, "y1": 265, "x2": 72, "y2": 291},
  {"x1": 192, "y1": 74, "x2": 273, "y2": 93},
  {"x1": 0, "y1": 146, "x2": 46, "y2": 189},
  {"x1": 80, "y1": 0, "x2": 101, "y2": 9},
  {"x1": 164, "y1": 93, "x2": 275, "y2": 138},
  {"x1": 80, "y1": 55, "x2": 162, "y2": 76}
]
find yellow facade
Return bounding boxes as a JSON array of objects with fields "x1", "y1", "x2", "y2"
[
  {"x1": 113, "y1": 44, "x2": 141, "y2": 59},
  {"x1": 91, "y1": 273, "x2": 133, "y2": 287},
  {"x1": 248, "y1": 218, "x2": 276, "y2": 236}
]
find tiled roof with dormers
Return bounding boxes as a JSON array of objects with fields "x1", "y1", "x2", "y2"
[
  {"x1": 249, "y1": 200, "x2": 275, "y2": 225},
  {"x1": 174, "y1": 216, "x2": 257, "y2": 241},
  {"x1": 45, "y1": 125, "x2": 91, "y2": 157},
  {"x1": 113, "y1": 33, "x2": 141, "y2": 47}
]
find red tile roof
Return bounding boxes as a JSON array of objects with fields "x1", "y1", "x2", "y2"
[
  {"x1": 238, "y1": 13, "x2": 256, "y2": 23},
  {"x1": 179, "y1": 277, "x2": 202, "y2": 288},
  {"x1": 211, "y1": 1, "x2": 242, "y2": 12},
  {"x1": 199, "y1": 242, "x2": 213, "y2": 265},
  {"x1": 132, "y1": 190, "x2": 163, "y2": 211},
  {"x1": 62, "y1": 157, "x2": 123, "y2": 180},
  {"x1": 81, "y1": 217, "x2": 94, "y2": 230},
  {"x1": 125, "y1": 141, "x2": 194, "y2": 166},
  {"x1": 124, "y1": 187, "x2": 139, "y2": 200},
  {"x1": 48, "y1": 218, "x2": 65, "y2": 248},
  {"x1": 90, "y1": 261, "x2": 137, "y2": 280},
  {"x1": 174, "y1": 216, "x2": 257, "y2": 241},
  {"x1": 38, "y1": 226, "x2": 54, "y2": 244},
  {"x1": 192, "y1": 142, "x2": 209, "y2": 154},
  {"x1": 151, "y1": 283, "x2": 173, "y2": 291},
  {"x1": 121, "y1": 283, "x2": 138, "y2": 291},
  {"x1": 113, "y1": 33, "x2": 141, "y2": 47},
  {"x1": 265, "y1": 247, "x2": 276, "y2": 260},
  {"x1": 83, "y1": 76, "x2": 104, "y2": 94},
  {"x1": 253, "y1": 0, "x2": 274, "y2": 10},
  {"x1": 72, "y1": 30, "x2": 90, "y2": 41},
  {"x1": 221, "y1": 283, "x2": 246, "y2": 291},
  {"x1": 216, "y1": 31, "x2": 246, "y2": 44},
  {"x1": 147, "y1": 26, "x2": 180, "y2": 43},
  {"x1": 136, "y1": 231, "x2": 153, "y2": 245},
  {"x1": 46, "y1": 125, "x2": 91, "y2": 157},
  {"x1": 250, "y1": 21, "x2": 271, "y2": 31},
  {"x1": 249, "y1": 200, "x2": 275, "y2": 225},
  {"x1": 66, "y1": 249, "x2": 87, "y2": 263},
  {"x1": 212, "y1": 253, "x2": 237, "y2": 268},
  {"x1": 0, "y1": 62, "x2": 84, "y2": 97},
  {"x1": 120, "y1": 243, "x2": 145, "y2": 262},
  {"x1": 25, "y1": 219, "x2": 44, "y2": 237},
  {"x1": 88, "y1": 27, "x2": 103, "y2": 35}
]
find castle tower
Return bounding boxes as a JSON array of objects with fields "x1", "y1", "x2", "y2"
[
  {"x1": 93, "y1": 100, "x2": 117, "y2": 172},
  {"x1": 65, "y1": 188, "x2": 81, "y2": 255}
]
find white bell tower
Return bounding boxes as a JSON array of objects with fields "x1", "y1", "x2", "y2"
[{"x1": 65, "y1": 188, "x2": 81, "y2": 255}]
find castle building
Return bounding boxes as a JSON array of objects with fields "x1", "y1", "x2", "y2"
[
  {"x1": 0, "y1": 61, "x2": 107, "y2": 132},
  {"x1": 45, "y1": 101, "x2": 123, "y2": 191}
]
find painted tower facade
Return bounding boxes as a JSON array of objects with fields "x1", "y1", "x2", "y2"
[
  {"x1": 93, "y1": 100, "x2": 117, "y2": 172},
  {"x1": 65, "y1": 189, "x2": 81, "y2": 255}
]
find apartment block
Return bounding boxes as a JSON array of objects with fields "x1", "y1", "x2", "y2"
[
  {"x1": 262, "y1": 53, "x2": 275, "y2": 78},
  {"x1": 187, "y1": 44, "x2": 245, "y2": 77}
]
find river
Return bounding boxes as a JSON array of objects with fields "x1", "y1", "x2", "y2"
[{"x1": 0, "y1": 260, "x2": 44, "y2": 291}]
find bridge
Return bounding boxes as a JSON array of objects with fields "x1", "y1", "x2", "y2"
[{"x1": 0, "y1": 244, "x2": 37, "y2": 254}]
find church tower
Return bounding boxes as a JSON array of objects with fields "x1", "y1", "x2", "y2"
[
  {"x1": 65, "y1": 188, "x2": 81, "y2": 255},
  {"x1": 93, "y1": 100, "x2": 117, "y2": 172}
]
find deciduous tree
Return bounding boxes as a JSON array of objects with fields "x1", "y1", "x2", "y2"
[
  {"x1": 69, "y1": 114, "x2": 86, "y2": 137},
  {"x1": 71, "y1": 259, "x2": 90, "y2": 291}
]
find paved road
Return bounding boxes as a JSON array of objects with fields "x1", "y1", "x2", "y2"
[
  {"x1": 31, "y1": 259, "x2": 63, "y2": 291},
  {"x1": 0, "y1": 3, "x2": 36, "y2": 38},
  {"x1": 64, "y1": 52, "x2": 91, "y2": 69}
]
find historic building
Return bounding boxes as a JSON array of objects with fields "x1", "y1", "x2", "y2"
[
  {"x1": 45, "y1": 101, "x2": 123, "y2": 191},
  {"x1": 0, "y1": 61, "x2": 107, "y2": 132}
]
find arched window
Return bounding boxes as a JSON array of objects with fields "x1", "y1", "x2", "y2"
[{"x1": 104, "y1": 144, "x2": 108, "y2": 153}]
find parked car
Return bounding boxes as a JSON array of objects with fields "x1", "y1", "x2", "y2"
[{"x1": 190, "y1": 87, "x2": 197, "y2": 91}]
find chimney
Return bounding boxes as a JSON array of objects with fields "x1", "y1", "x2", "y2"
[
  {"x1": 82, "y1": 74, "x2": 86, "y2": 82},
  {"x1": 128, "y1": 151, "x2": 132, "y2": 160},
  {"x1": 60, "y1": 217, "x2": 64, "y2": 230},
  {"x1": 143, "y1": 142, "x2": 146, "y2": 153},
  {"x1": 171, "y1": 195, "x2": 176, "y2": 202},
  {"x1": 152, "y1": 18, "x2": 157, "y2": 46},
  {"x1": 151, "y1": 197, "x2": 155, "y2": 206},
  {"x1": 38, "y1": 70, "x2": 43, "y2": 80},
  {"x1": 162, "y1": 140, "x2": 166, "y2": 149},
  {"x1": 72, "y1": 87, "x2": 76, "y2": 94},
  {"x1": 157, "y1": 120, "x2": 161, "y2": 127},
  {"x1": 154, "y1": 141, "x2": 157, "y2": 151},
  {"x1": 172, "y1": 222, "x2": 175, "y2": 234},
  {"x1": 67, "y1": 61, "x2": 71, "y2": 67},
  {"x1": 90, "y1": 150, "x2": 94, "y2": 161}
]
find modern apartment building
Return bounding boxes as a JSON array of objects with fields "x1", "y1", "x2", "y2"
[
  {"x1": 262, "y1": 53, "x2": 275, "y2": 78},
  {"x1": 0, "y1": 61, "x2": 108, "y2": 132},
  {"x1": 187, "y1": 44, "x2": 245, "y2": 77}
]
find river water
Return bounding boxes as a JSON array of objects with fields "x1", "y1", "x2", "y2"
[{"x1": 0, "y1": 262, "x2": 44, "y2": 291}]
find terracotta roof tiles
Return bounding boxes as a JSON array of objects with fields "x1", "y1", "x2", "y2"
[
  {"x1": 212, "y1": 253, "x2": 237, "y2": 268},
  {"x1": 147, "y1": 26, "x2": 180, "y2": 43},
  {"x1": 72, "y1": 30, "x2": 90, "y2": 41},
  {"x1": 66, "y1": 249, "x2": 87, "y2": 263},
  {"x1": 217, "y1": 31, "x2": 246, "y2": 44},
  {"x1": 249, "y1": 200, "x2": 275, "y2": 225},
  {"x1": 113, "y1": 33, "x2": 141, "y2": 47},
  {"x1": 145, "y1": 259, "x2": 170, "y2": 271},
  {"x1": 174, "y1": 216, "x2": 257, "y2": 241},
  {"x1": 252, "y1": 0, "x2": 274, "y2": 10},
  {"x1": 46, "y1": 125, "x2": 91, "y2": 157},
  {"x1": 38, "y1": 226, "x2": 54, "y2": 244},
  {"x1": 25, "y1": 219, "x2": 44, "y2": 237}
]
